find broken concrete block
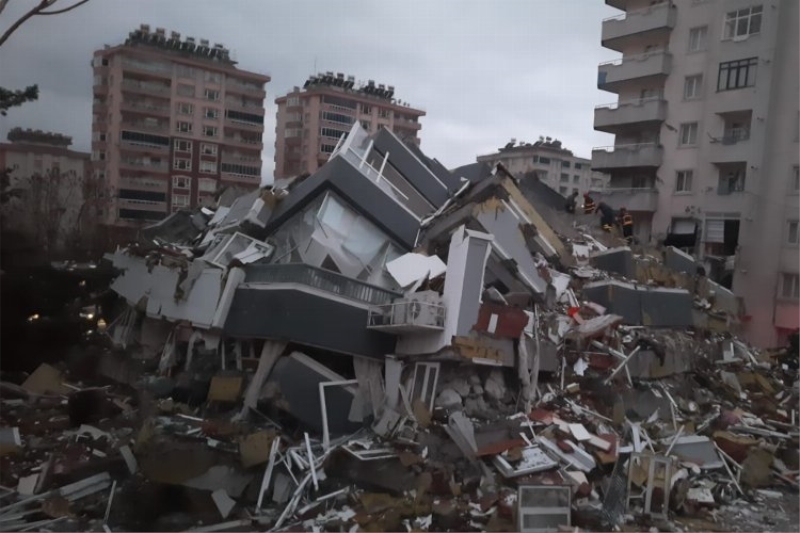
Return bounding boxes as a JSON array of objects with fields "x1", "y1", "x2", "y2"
[
  {"x1": 741, "y1": 448, "x2": 774, "y2": 488},
  {"x1": 484, "y1": 369, "x2": 506, "y2": 402},
  {"x1": 212, "y1": 489, "x2": 236, "y2": 519},
  {"x1": 207, "y1": 375, "x2": 243, "y2": 403},
  {"x1": 435, "y1": 388, "x2": 463, "y2": 409},
  {"x1": 239, "y1": 430, "x2": 276, "y2": 468},
  {"x1": 590, "y1": 247, "x2": 635, "y2": 278}
]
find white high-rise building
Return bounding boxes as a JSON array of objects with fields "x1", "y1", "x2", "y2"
[{"x1": 592, "y1": 0, "x2": 799, "y2": 347}]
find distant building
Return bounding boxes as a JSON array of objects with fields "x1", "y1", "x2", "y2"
[
  {"x1": 273, "y1": 73, "x2": 425, "y2": 179},
  {"x1": 0, "y1": 128, "x2": 91, "y2": 258},
  {"x1": 91, "y1": 24, "x2": 270, "y2": 230},
  {"x1": 592, "y1": 0, "x2": 799, "y2": 347},
  {"x1": 475, "y1": 138, "x2": 609, "y2": 196}
]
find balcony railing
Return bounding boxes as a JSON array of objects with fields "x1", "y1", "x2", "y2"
[
  {"x1": 367, "y1": 300, "x2": 446, "y2": 331},
  {"x1": 244, "y1": 263, "x2": 402, "y2": 306},
  {"x1": 121, "y1": 101, "x2": 170, "y2": 115},
  {"x1": 591, "y1": 143, "x2": 663, "y2": 169},
  {"x1": 120, "y1": 160, "x2": 168, "y2": 172},
  {"x1": 121, "y1": 79, "x2": 171, "y2": 95},
  {"x1": 121, "y1": 121, "x2": 169, "y2": 133},
  {"x1": 594, "y1": 96, "x2": 667, "y2": 132},
  {"x1": 121, "y1": 58, "x2": 172, "y2": 77},
  {"x1": 598, "y1": 51, "x2": 672, "y2": 90},
  {"x1": 602, "y1": 2, "x2": 675, "y2": 50},
  {"x1": 224, "y1": 135, "x2": 262, "y2": 147},
  {"x1": 592, "y1": 187, "x2": 659, "y2": 212},
  {"x1": 226, "y1": 81, "x2": 265, "y2": 95},
  {"x1": 720, "y1": 128, "x2": 750, "y2": 145}
]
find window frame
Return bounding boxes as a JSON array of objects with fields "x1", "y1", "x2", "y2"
[
  {"x1": 675, "y1": 170, "x2": 694, "y2": 193},
  {"x1": 176, "y1": 121, "x2": 193, "y2": 134},
  {"x1": 173, "y1": 158, "x2": 192, "y2": 171},
  {"x1": 199, "y1": 161, "x2": 218, "y2": 174},
  {"x1": 791, "y1": 165, "x2": 799, "y2": 194},
  {"x1": 171, "y1": 194, "x2": 190, "y2": 208},
  {"x1": 172, "y1": 175, "x2": 191, "y2": 189},
  {"x1": 688, "y1": 25, "x2": 708, "y2": 52},
  {"x1": 717, "y1": 57, "x2": 758, "y2": 92},
  {"x1": 177, "y1": 102, "x2": 194, "y2": 115},
  {"x1": 723, "y1": 5, "x2": 763, "y2": 40},
  {"x1": 678, "y1": 122, "x2": 699, "y2": 146},
  {"x1": 780, "y1": 273, "x2": 799, "y2": 300},
  {"x1": 201, "y1": 143, "x2": 218, "y2": 156},
  {"x1": 204, "y1": 88, "x2": 220, "y2": 101},
  {"x1": 203, "y1": 107, "x2": 220, "y2": 120},
  {"x1": 684, "y1": 74, "x2": 703, "y2": 100},
  {"x1": 174, "y1": 139, "x2": 192, "y2": 153},
  {"x1": 787, "y1": 220, "x2": 799, "y2": 246},
  {"x1": 203, "y1": 125, "x2": 218, "y2": 138}
]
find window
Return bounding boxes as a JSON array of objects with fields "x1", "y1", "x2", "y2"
[
  {"x1": 173, "y1": 158, "x2": 191, "y2": 171},
  {"x1": 174, "y1": 139, "x2": 192, "y2": 153},
  {"x1": 684, "y1": 75, "x2": 703, "y2": 99},
  {"x1": 204, "y1": 71, "x2": 222, "y2": 84},
  {"x1": 790, "y1": 165, "x2": 800, "y2": 193},
  {"x1": 204, "y1": 89, "x2": 219, "y2": 101},
  {"x1": 723, "y1": 5, "x2": 762, "y2": 40},
  {"x1": 172, "y1": 176, "x2": 190, "y2": 189},
  {"x1": 220, "y1": 162, "x2": 260, "y2": 177},
  {"x1": 320, "y1": 127, "x2": 348, "y2": 139},
  {"x1": 558, "y1": 186, "x2": 568, "y2": 195},
  {"x1": 204, "y1": 107, "x2": 219, "y2": 119},
  {"x1": 560, "y1": 173, "x2": 569, "y2": 182},
  {"x1": 537, "y1": 156, "x2": 551, "y2": 165},
  {"x1": 198, "y1": 178, "x2": 217, "y2": 193},
  {"x1": 177, "y1": 65, "x2": 195, "y2": 79},
  {"x1": 201, "y1": 143, "x2": 217, "y2": 156},
  {"x1": 176, "y1": 121, "x2": 192, "y2": 133},
  {"x1": 676, "y1": 170, "x2": 693, "y2": 192},
  {"x1": 361, "y1": 104, "x2": 372, "y2": 114},
  {"x1": 286, "y1": 96, "x2": 300, "y2": 107},
  {"x1": 200, "y1": 161, "x2": 217, "y2": 174},
  {"x1": 718, "y1": 58, "x2": 758, "y2": 91},
  {"x1": 573, "y1": 175, "x2": 580, "y2": 184},
  {"x1": 177, "y1": 102, "x2": 193, "y2": 115},
  {"x1": 203, "y1": 125, "x2": 217, "y2": 138},
  {"x1": 360, "y1": 121, "x2": 370, "y2": 131},
  {"x1": 688, "y1": 26, "x2": 708, "y2": 52},
  {"x1": 572, "y1": 188, "x2": 579, "y2": 194},
  {"x1": 679, "y1": 122, "x2": 698, "y2": 146},
  {"x1": 562, "y1": 161, "x2": 571, "y2": 168},
  {"x1": 788, "y1": 221, "x2": 799, "y2": 245},
  {"x1": 321, "y1": 144, "x2": 337, "y2": 154},
  {"x1": 780, "y1": 273, "x2": 799, "y2": 299},
  {"x1": 378, "y1": 109, "x2": 390, "y2": 119},
  {"x1": 574, "y1": 163, "x2": 582, "y2": 170},
  {"x1": 321, "y1": 111, "x2": 354, "y2": 125},
  {"x1": 172, "y1": 194, "x2": 190, "y2": 208},
  {"x1": 718, "y1": 169, "x2": 746, "y2": 194},
  {"x1": 177, "y1": 84, "x2": 195, "y2": 97}
]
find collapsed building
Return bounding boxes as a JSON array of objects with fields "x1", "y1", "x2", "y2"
[{"x1": 2, "y1": 123, "x2": 796, "y2": 532}]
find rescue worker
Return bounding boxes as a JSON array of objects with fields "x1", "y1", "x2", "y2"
[
  {"x1": 565, "y1": 191, "x2": 579, "y2": 214},
  {"x1": 582, "y1": 193, "x2": 596, "y2": 214},
  {"x1": 596, "y1": 202, "x2": 615, "y2": 232},
  {"x1": 618, "y1": 206, "x2": 634, "y2": 244}
]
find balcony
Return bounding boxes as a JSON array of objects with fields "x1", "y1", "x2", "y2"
[
  {"x1": 225, "y1": 80, "x2": 265, "y2": 97},
  {"x1": 121, "y1": 58, "x2": 172, "y2": 79},
  {"x1": 121, "y1": 79, "x2": 171, "y2": 96},
  {"x1": 224, "y1": 135, "x2": 263, "y2": 149},
  {"x1": 592, "y1": 187, "x2": 658, "y2": 212},
  {"x1": 602, "y1": 3, "x2": 676, "y2": 52},
  {"x1": 592, "y1": 143, "x2": 663, "y2": 170},
  {"x1": 244, "y1": 263, "x2": 401, "y2": 306},
  {"x1": 597, "y1": 51, "x2": 671, "y2": 93},
  {"x1": 605, "y1": 0, "x2": 626, "y2": 9},
  {"x1": 594, "y1": 97, "x2": 667, "y2": 133},
  {"x1": 121, "y1": 101, "x2": 170, "y2": 116},
  {"x1": 394, "y1": 118, "x2": 422, "y2": 130},
  {"x1": 224, "y1": 118, "x2": 263, "y2": 131},
  {"x1": 225, "y1": 99, "x2": 265, "y2": 114},
  {"x1": 121, "y1": 120, "x2": 169, "y2": 134},
  {"x1": 221, "y1": 152, "x2": 261, "y2": 165},
  {"x1": 119, "y1": 160, "x2": 168, "y2": 173},
  {"x1": 367, "y1": 299, "x2": 446, "y2": 333},
  {"x1": 707, "y1": 129, "x2": 752, "y2": 163}
]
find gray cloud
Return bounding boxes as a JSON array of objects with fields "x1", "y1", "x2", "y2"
[{"x1": 0, "y1": 0, "x2": 617, "y2": 184}]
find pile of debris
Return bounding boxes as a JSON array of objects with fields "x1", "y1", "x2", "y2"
[{"x1": 0, "y1": 123, "x2": 797, "y2": 532}]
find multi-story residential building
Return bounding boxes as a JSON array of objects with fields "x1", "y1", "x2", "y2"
[
  {"x1": 475, "y1": 137, "x2": 609, "y2": 195},
  {"x1": 91, "y1": 24, "x2": 270, "y2": 229},
  {"x1": 0, "y1": 128, "x2": 92, "y2": 257},
  {"x1": 273, "y1": 73, "x2": 425, "y2": 178},
  {"x1": 592, "y1": 0, "x2": 799, "y2": 347}
]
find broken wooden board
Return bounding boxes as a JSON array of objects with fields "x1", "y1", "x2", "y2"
[
  {"x1": 239, "y1": 430, "x2": 276, "y2": 468},
  {"x1": 207, "y1": 375, "x2": 243, "y2": 403},
  {"x1": 22, "y1": 364, "x2": 70, "y2": 395}
]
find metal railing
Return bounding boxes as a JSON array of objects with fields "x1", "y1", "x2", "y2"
[
  {"x1": 595, "y1": 95, "x2": 664, "y2": 110},
  {"x1": 592, "y1": 142, "x2": 661, "y2": 153},
  {"x1": 244, "y1": 263, "x2": 402, "y2": 306},
  {"x1": 121, "y1": 79, "x2": 170, "y2": 94},
  {"x1": 721, "y1": 128, "x2": 750, "y2": 145},
  {"x1": 602, "y1": 1, "x2": 671, "y2": 22},
  {"x1": 599, "y1": 50, "x2": 669, "y2": 67},
  {"x1": 367, "y1": 300, "x2": 446, "y2": 329}
]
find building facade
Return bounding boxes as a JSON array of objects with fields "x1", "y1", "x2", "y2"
[
  {"x1": 91, "y1": 24, "x2": 270, "y2": 228},
  {"x1": 592, "y1": 0, "x2": 799, "y2": 347},
  {"x1": 475, "y1": 138, "x2": 609, "y2": 196},
  {"x1": 0, "y1": 128, "x2": 91, "y2": 257},
  {"x1": 273, "y1": 73, "x2": 425, "y2": 179}
]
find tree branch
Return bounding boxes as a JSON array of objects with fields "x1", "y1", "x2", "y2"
[{"x1": 38, "y1": 0, "x2": 90, "y2": 15}]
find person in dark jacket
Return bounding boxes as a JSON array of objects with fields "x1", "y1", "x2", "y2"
[
  {"x1": 618, "y1": 207, "x2": 634, "y2": 244},
  {"x1": 583, "y1": 193, "x2": 596, "y2": 214},
  {"x1": 596, "y1": 202, "x2": 615, "y2": 232},
  {"x1": 565, "y1": 191, "x2": 579, "y2": 214}
]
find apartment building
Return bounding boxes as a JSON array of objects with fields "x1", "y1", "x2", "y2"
[
  {"x1": 0, "y1": 128, "x2": 91, "y2": 257},
  {"x1": 273, "y1": 73, "x2": 425, "y2": 179},
  {"x1": 91, "y1": 24, "x2": 270, "y2": 228},
  {"x1": 592, "y1": 0, "x2": 799, "y2": 347},
  {"x1": 476, "y1": 137, "x2": 609, "y2": 196}
]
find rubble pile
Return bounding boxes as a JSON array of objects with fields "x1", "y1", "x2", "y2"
[{"x1": 0, "y1": 124, "x2": 797, "y2": 532}]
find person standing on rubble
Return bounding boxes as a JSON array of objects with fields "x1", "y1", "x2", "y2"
[
  {"x1": 582, "y1": 193, "x2": 596, "y2": 214},
  {"x1": 617, "y1": 207, "x2": 634, "y2": 244},
  {"x1": 565, "y1": 190, "x2": 579, "y2": 214},
  {"x1": 596, "y1": 201, "x2": 615, "y2": 232}
]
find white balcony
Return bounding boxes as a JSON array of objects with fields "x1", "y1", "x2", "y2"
[
  {"x1": 602, "y1": 3, "x2": 676, "y2": 52},
  {"x1": 592, "y1": 187, "x2": 658, "y2": 212},
  {"x1": 594, "y1": 97, "x2": 667, "y2": 133},
  {"x1": 367, "y1": 300, "x2": 446, "y2": 334},
  {"x1": 592, "y1": 143, "x2": 663, "y2": 170},
  {"x1": 597, "y1": 52, "x2": 671, "y2": 93}
]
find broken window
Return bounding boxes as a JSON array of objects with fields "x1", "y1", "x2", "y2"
[
  {"x1": 203, "y1": 232, "x2": 273, "y2": 267},
  {"x1": 518, "y1": 485, "x2": 571, "y2": 533},
  {"x1": 410, "y1": 362, "x2": 439, "y2": 411}
]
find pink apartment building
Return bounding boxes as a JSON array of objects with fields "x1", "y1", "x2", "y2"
[
  {"x1": 274, "y1": 73, "x2": 425, "y2": 179},
  {"x1": 91, "y1": 24, "x2": 270, "y2": 230}
]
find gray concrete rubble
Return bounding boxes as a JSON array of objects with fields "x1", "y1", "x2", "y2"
[{"x1": 0, "y1": 123, "x2": 797, "y2": 532}]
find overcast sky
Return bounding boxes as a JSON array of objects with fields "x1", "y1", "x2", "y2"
[{"x1": 0, "y1": 0, "x2": 617, "y2": 184}]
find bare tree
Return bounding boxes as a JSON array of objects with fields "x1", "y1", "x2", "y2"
[{"x1": 0, "y1": 0, "x2": 92, "y2": 48}]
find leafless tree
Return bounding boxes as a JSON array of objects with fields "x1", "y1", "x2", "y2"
[{"x1": 0, "y1": 0, "x2": 92, "y2": 48}]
